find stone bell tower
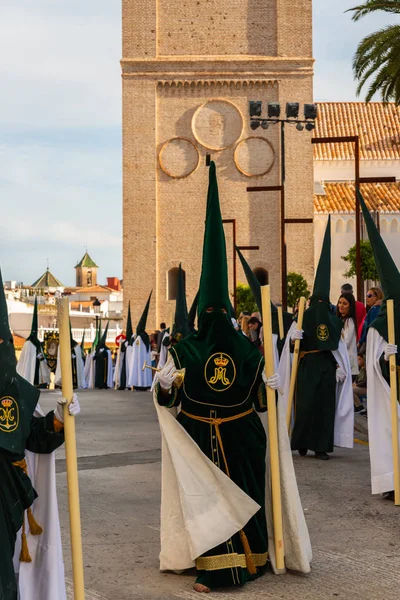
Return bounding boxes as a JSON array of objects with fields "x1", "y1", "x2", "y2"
[{"x1": 122, "y1": 0, "x2": 314, "y2": 328}]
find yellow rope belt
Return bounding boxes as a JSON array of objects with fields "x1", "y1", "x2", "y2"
[
  {"x1": 299, "y1": 349, "x2": 321, "y2": 361},
  {"x1": 180, "y1": 407, "x2": 258, "y2": 575},
  {"x1": 12, "y1": 458, "x2": 43, "y2": 563}
]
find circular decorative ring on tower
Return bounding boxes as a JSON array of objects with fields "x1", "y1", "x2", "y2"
[
  {"x1": 159, "y1": 137, "x2": 200, "y2": 179},
  {"x1": 234, "y1": 136, "x2": 275, "y2": 177},
  {"x1": 192, "y1": 99, "x2": 243, "y2": 151}
]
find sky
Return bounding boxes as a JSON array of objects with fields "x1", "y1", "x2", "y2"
[{"x1": 0, "y1": 0, "x2": 396, "y2": 286}]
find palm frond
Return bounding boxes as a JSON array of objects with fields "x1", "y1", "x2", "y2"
[{"x1": 347, "y1": 1, "x2": 400, "y2": 22}]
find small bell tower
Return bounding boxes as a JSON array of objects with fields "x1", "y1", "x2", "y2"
[{"x1": 75, "y1": 252, "x2": 99, "y2": 287}]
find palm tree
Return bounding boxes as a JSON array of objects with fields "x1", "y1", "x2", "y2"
[{"x1": 347, "y1": 1, "x2": 400, "y2": 104}]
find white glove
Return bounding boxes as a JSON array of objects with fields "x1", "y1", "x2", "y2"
[
  {"x1": 157, "y1": 362, "x2": 178, "y2": 391},
  {"x1": 99, "y1": 348, "x2": 104, "y2": 353},
  {"x1": 54, "y1": 393, "x2": 81, "y2": 422},
  {"x1": 384, "y1": 343, "x2": 398, "y2": 361},
  {"x1": 336, "y1": 367, "x2": 346, "y2": 383},
  {"x1": 291, "y1": 329, "x2": 304, "y2": 342},
  {"x1": 37, "y1": 352, "x2": 43, "y2": 360},
  {"x1": 262, "y1": 371, "x2": 280, "y2": 390}
]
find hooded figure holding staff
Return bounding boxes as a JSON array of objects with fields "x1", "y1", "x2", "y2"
[
  {"x1": 153, "y1": 163, "x2": 311, "y2": 593},
  {"x1": 94, "y1": 322, "x2": 113, "y2": 389},
  {"x1": 115, "y1": 302, "x2": 134, "y2": 390},
  {"x1": 359, "y1": 191, "x2": 400, "y2": 501},
  {"x1": 128, "y1": 293, "x2": 153, "y2": 390},
  {"x1": 16, "y1": 298, "x2": 51, "y2": 388},
  {"x1": 280, "y1": 217, "x2": 354, "y2": 459},
  {"x1": 0, "y1": 268, "x2": 80, "y2": 600}
]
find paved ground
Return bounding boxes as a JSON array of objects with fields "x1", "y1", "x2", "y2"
[{"x1": 39, "y1": 389, "x2": 400, "y2": 600}]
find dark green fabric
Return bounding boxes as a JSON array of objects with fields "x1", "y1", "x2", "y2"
[
  {"x1": 235, "y1": 245, "x2": 292, "y2": 341},
  {"x1": 95, "y1": 322, "x2": 110, "y2": 389},
  {"x1": 188, "y1": 291, "x2": 199, "y2": 333},
  {"x1": 312, "y1": 215, "x2": 331, "y2": 303},
  {"x1": 26, "y1": 297, "x2": 41, "y2": 353},
  {"x1": 358, "y1": 190, "x2": 400, "y2": 354},
  {"x1": 80, "y1": 329, "x2": 86, "y2": 360},
  {"x1": 172, "y1": 265, "x2": 190, "y2": 343},
  {"x1": 0, "y1": 404, "x2": 64, "y2": 600},
  {"x1": 157, "y1": 358, "x2": 268, "y2": 588},
  {"x1": 126, "y1": 302, "x2": 133, "y2": 345},
  {"x1": 198, "y1": 162, "x2": 230, "y2": 315},
  {"x1": 136, "y1": 292, "x2": 152, "y2": 351},
  {"x1": 291, "y1": 352, "x2": 337, "y2": 453}
]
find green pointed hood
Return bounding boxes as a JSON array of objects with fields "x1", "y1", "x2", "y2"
[
  {"x1": 136, "y1": 292, "x2": 152, "y2": 351},
  {"x1": 80, "y1": 329, "x2": 86, "y2": 354},
  {"x1": 172, "y1": 265, "x2": 190, "y2": 342},
  {"x1": 97, "y1": 320, "x2": 109, "y2": 350},
  {"x1": 235, "y1": 245, "x2": 292, "y2": 337},
  {"x1": 312, "y1": 216, "x2": 331, "y2": 303},
  {"x1": 198, "y1": 162, "x2": 230, "y2": 318},
  {"x1": 92, "y1": 317, "x2": 101, "y2": 351},
  {"x1": 302, "y1": 216, "x2": 343, "y2": 351},
  {"x1": 358, "y1": 190, "x2": 400, "y2": 344},
  {"x1": 126, "y1": 301, "x2": 133, "y2": 345},
  {"x1": 0, "y1": 268, "x2": 18, "y2": 388},
  {"x1": 69, "y1": 319, "x2": 78, "y2": 349},
  {"x1": 188, "y1": 290, "x2": 199, "y2": 332},
  {"x1": 26, "y1": 296, "x2": 42, "y2": 352}
]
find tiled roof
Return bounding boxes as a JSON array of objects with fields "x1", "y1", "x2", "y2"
[
  {"x1": 75, "y1": 252, "x2": 98, "y2": 269},
  {"x1": 32, "y1": 268, "x2": 64, "y2": 288},
  {"x1": 314, "y1": 182, "x2": 400, "y2": 214},
  {"x1": 72, "y1": 285, "x2": 112, "y2": 294},
  {"x1": 70, "y1": 300, "x2": 105, "y2": 309},
  {"x1": 314, "y1": 102, "x2": 400, "y2": 161}
]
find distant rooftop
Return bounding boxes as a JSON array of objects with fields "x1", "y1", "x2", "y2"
[
  {"x1": 31, "y1": 268, "x2": 64, "y2": 289},
  {"x1": 75, "y1": 252, "x2": 98, "y2": 269},
  {"x1": 314, "y1": 182, "x2": 400, "y2": 214}
]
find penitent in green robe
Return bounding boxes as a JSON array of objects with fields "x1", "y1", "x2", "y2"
[
  {"x1": 0, "y1": 376, "x2": 65, "y2": 600},
  {"x1": 156, "y1": 314, "x2": 269, "y2": 589}
]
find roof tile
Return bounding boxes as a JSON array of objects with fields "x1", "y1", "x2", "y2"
[{"x1": 314, "y1": 182, "x2": 400, "y2": 213}]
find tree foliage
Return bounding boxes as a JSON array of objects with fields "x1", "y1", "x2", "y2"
[
  {"x1": 235, "y1": 283, "x2": 258, "y2": 316},
  {"x1": 286, "y1": 272, "x2": 310, "y2": 311},
  {"x1": 341, "y1": 239, "x2": 379, "y2": 281},
  {"x1": 347, "y1": 1, "x2": 400, "y2": 104}
]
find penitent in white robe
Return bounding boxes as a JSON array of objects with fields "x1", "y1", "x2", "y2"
[
  {"x1": 13, "y1": 404, "x2": 66, "y2": 600},
  {"x1": 17, "y1": 341, "x2": 51, "y2": 386},
  {"x1": 128, "y1": 336, "x2": 152, "y2": 388},
  {"x1": 84, "y1": 351, "x2": 95, "y2": 389},
  {"x1": 279, "y1": 323, "x2": 354, "y2": 448},
  {"x1": 366, "y1": 328, "x2": 400, "y2": 494},
  {"x1": 55, "y1": 345, "x2": 87, "y2": 389}
]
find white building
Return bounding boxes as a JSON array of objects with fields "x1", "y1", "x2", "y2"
[{"x1": 314, "y1": 102, "x2": 400, "y2": 300}]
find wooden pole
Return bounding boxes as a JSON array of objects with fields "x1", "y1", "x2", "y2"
[
  {"x1": 261, "y1": 285, "x2": 285, "y2": 571},
  {"x1": 286, "y1": 297, "x2": 306, "y2": 431},
  {"x1": 57, "y1": 297, "x2": 86, "y2": 599},
  {"x1": 277, "y1": 306, "x2": 284, "y2": 340},
  {"x1": 387, "y1": 299, "x2": 400, "y2": 506}
]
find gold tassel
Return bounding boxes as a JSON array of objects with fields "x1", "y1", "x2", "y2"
[
  {"x1": 239, "y1": 530, "x2": 257, "y2": 575},
  {"x1": 19, "y1": 518, "x2": 32, "y2": 563},
  {"x1": 27, "y1": 507, "x2": 43, "y2": 536}
]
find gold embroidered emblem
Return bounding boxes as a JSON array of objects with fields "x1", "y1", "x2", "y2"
[
  {"x1": 317, "y1": 324, "x2": 329, "y2": 341},
  {"x1": 205, "y1": 353, "x2": 236, "y2": 392},
  {"x1": 0, "y1": 396, "x2": 19, "y2": 433}
]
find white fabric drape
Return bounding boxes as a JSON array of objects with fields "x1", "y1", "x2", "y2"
[
  {"x1": 128, "y1": 336, "x2": 152, "y2": 388},
  {"x1": 17, "y1": 342, "x2": 50, "y2": 386},
  {"x1": 342, "y1": 319, "x2": 359, "y2": 375}
]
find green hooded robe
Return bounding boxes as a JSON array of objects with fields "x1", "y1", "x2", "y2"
[
  {"x1": 156, "y1": 163, "x2": 268, "y2": 589},
  {"x1": 94, "y1": 322, "x2": 110, "y2": 389},
  {"x1": 291, "y1": 217, "x2": 343, "y2": 454},
  {"x1": 0, "y1": 269, "x2": 65, "y2": 600},
  {"x1": 118, "y1": 302, "x2": 133, "y2": 391}
]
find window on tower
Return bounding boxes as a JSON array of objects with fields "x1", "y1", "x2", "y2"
[
  {"x1": 167, "y1": 267, "x2": 186, "y2": 301},
  {"x1": 253, "y1": 267, "x2": 268, "y2": 286}
]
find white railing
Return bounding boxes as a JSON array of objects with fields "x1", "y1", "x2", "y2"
[{"x1": 38, "y1": 324, "x2": 122, "y2": 344}]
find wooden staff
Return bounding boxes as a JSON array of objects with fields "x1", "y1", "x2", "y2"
[
  {"x1": 286, "y1": 297, "x2": 306, "y2": 431},
  {"x1": 387, "y1": 299, "x2": 400, "y2": 506},
  {"x1": 261, "y1": 285, "x2": 285, "y2": 571},
  {"x1": 57, "y1": 297, "x2": 85, "y2": 599},
  {"x1": 277, "y1": 306, "x2": 284, "y2": 340}
]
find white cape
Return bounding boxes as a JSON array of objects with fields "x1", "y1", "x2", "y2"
[
  {"x1": 279, "y1": 324, "x2": 354, "y2": 448},
  {"x1": 84, "y1": 352, "x2": 95, "y2": 389},
  {"x1": 113, "y1": 344, "x2": 133, "y2": 388},
  {"x1": 17, "y1": 341, "x2": 51, "y2": 386},
  {"x1": 158, "y1": 331, "x2": 170, "y2": 369},
  {"x1": 55, "y1": 345, "x2": 87, "y2": 389},
  {"x1": 13, "y1": 404, "x2": 66, "y2": 600},
  {"x1": 128, "y1": 336, "x2": 152, "y2": 388},
  {"x1": 154, "y1": 349, "x2": 312, "y2": 575},
  {"x1": 366, "y1": 329, "x2": 400, "y2": 494}
]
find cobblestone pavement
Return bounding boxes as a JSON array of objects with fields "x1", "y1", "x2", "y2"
[{"x1": 39, "y1": 389, "x2": 400, "y2": 600}]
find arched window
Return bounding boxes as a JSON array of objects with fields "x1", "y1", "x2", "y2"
[
  {"x1": 336, "y1": 219, "x2": 344, "y2": 234},
  {"x1": 380, "y1": 219, "x2": 387, "y2": 234},
  {"x1": 390, "y1": 219, "x2": 398, "y2": 234},
  {"x1": 167, "y1": 267, "x2": 186, "y2": 301},
  {"x1": 253, "y1": 267, "x2": 269, "y2": 286},
  {"x1": 87, "y1": 270, "x2": 92, "y2": 286},
  {"x1": 346, "y1": 219, "x2": 355, "y2": 233}
]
